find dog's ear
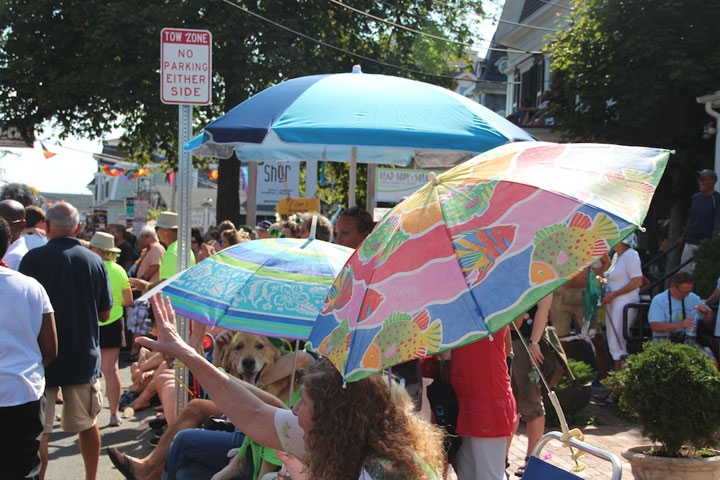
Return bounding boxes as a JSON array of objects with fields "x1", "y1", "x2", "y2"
[
  {"x1": 268, "y1": 338, "x2": 283, "y2": 362},
  {"x1": 212, "y1": 339, "x2": 229, "y2": 369}
]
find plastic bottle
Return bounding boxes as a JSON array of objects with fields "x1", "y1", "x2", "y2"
[
  {"x1": 685, "y1": 309, "x2": 698, "y2": 344},
  {"x1": 597, "y1": 280, "x2": 611, "y2": 306},
  {"x1": 122, "y1": 406, "x2": 135, "y2": 419}
]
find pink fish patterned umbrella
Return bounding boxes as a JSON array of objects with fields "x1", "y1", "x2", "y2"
[{"x1": 306, "y1": 142, "x2": 670, "y2": 382}]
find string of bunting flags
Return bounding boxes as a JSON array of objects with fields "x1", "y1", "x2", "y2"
[{"x1": 100, "y1": 164, "x2": 219, "y2": 184}]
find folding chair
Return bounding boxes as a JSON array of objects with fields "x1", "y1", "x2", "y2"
[{"x1": 522, "y1": 430, "x2": 622, "y2": 479}]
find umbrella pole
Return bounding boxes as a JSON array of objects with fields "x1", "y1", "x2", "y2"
[
  {"x1": 349, "y1": 147, "x2": 357, "y2": 207},
  {"x1": 309, "y1": 215, "x2": 318, "y2": 240},
  {"x1": 288, "y1": 339, "x2": 300, "y2": 406},
  {"x1": 511, "y1": 323, "x2": 570, "y2": 434}
]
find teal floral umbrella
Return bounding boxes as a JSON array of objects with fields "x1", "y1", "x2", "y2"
[{"x1": 160, "y1": 237, "x2": 353, "y2": 340}]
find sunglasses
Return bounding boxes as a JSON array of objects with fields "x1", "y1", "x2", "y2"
[{"x1": 267, "y1": 228, "x2": 287, "y2": 238}]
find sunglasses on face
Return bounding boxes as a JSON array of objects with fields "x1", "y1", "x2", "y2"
[{"x1": 267, "y1": 228, "x2": 286, "y2": 238}]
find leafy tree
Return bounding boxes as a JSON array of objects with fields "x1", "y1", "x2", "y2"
[
  {"x1": 547, "y1": 0, "x2": 720, "y2": 253},
  {"x1": 0, "y1": 0, "x2": 479, "y2": 225}
]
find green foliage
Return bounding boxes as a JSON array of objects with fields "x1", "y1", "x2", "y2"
[
  {"x1": 547, "y1": 0, "x2": 720, "y2": 230},
  {"x1": 556, "y1": 359, "x2": 595, "y2": 390},
  {"x1": 603, "y1": 341, "x2": 720, "y2": 456},
  {"x1": 692, "y1": 236, "x2": 720, "y2": 299},
  {"x1": 316, "y1": 162, "x2": 368, "y2": 211},
  {"x1": 0, "y1": 0, "x2": 480, "y2": 218}
]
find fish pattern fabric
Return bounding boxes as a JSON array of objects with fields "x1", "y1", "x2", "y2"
[
  {"x1": 361, "y1": 310, "x2": 442, "y2": 369},
  {"x1": 307, "y1": 142, "x2": 670, "y2": 382},
  {"x1": 529, "y1": 212, "x2": 618, "y2": 284}
]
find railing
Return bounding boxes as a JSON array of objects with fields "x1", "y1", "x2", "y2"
[
  {"x1": 641, "y1": 243, "x2": 685, "y2": 297},
  {"x1": 622, "y1": 302, "x2": 651, "y2": 355},
  {"x1": 642, "y1": 243, "x2": 680, "y2": 272}
]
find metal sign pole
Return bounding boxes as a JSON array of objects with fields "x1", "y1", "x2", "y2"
[
  {"x1": 161, "y1": 26, "x2": 211, "y2": 417},
  {"x1": 175, "y1": 103, "x2": 194, "y2": 414}
]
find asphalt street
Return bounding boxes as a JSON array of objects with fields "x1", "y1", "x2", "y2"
[{"x1": 45, "y1": 358, "x2": 155, "y2": 480}]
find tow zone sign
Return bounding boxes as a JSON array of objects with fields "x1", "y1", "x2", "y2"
[{"x1": 160, "y1": 28, "x2": 212, "y2": 105}]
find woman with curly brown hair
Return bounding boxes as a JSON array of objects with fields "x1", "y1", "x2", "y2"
[{"x1": 136, "y1": 294, "x2": 444, "y2": 480}]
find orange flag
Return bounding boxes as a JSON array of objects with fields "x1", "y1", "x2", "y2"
[{"x1": 40, "y1": 142, "x2": 56, "y2": 159}]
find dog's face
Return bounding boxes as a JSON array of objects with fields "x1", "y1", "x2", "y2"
[{"x1": 214, "y1": 332, "x2": 281, "y2": 385}]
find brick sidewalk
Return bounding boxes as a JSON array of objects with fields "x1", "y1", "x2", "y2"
[{"x1": 507, "y1": 402, "x2": 649, "y2": 479}]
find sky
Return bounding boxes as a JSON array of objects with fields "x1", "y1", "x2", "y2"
[
  {"x1": 0, "y1": 133, "x2": 105, "y2": 195},
  {"x1": 0, "y1": 3, "x2": 502, "y2": 195}
]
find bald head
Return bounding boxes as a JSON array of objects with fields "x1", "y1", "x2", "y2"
[
  {"x1": 46, "y1": 201, "x2": 80, "y2": 239},
  {"x1": 0, "y1": 199, "x2": 26, "y2": 241}
]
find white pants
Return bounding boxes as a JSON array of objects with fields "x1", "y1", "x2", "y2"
[
  {"x1": 605, "y1": 296, "x2": 638, "y2": 360},
  {"x1": 456, "y1": 436, "x2": 508, "y2": 480},
  {"x1": 680, "y1": 243, "x2": 698, "y2": 273}
]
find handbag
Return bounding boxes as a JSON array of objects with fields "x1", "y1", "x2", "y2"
[{"x1": 423, "y1": 357, "x2": 462, "y2": 465}]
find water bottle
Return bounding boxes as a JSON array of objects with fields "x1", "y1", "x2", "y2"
[
  {"x1": 598, "y1": 281, "x2": 611, "y2": 306},
  {"x1": 685, "y1": 310, "x2": 698, "y2": 343}
]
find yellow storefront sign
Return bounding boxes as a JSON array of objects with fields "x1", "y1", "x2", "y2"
[{"x1": 277, "y1": 197, "x2": 321, "y2": 215}]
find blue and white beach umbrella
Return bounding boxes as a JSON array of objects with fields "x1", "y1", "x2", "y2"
[{"x1": 185, "y1": 66, "x2": 534, "y2": 165}]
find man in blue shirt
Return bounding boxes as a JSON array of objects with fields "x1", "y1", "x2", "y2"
[
  {"x1": 678, "y1": 169, "x2": 720, "y2": 272},
  {"x1": 647, "y1": 272, "x2": 716, "y2": 366},
  {"x1": 19, "y1": 201, "x2": 112, "y2": 480},
  {"x1": 648, "y1": 272, "x2": 712, "y2": 339}
]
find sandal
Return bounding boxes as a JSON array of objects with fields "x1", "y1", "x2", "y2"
[
  {"x1": 106, "y1": 447, "x2": 137, "y2": 480},
  {"x1": 515, "y1": 456, "x2": 530, "y2": 477},
  {"x1": 108, "y1": 414, "x2": 122, "y2": 427}
]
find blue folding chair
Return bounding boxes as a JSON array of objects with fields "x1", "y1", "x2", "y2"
[{"x1": 522, "y1": 430, "x2": 622, "y2": 479}]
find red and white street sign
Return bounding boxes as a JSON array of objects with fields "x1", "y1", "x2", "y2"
[{"x1": 160, "y1": 28, "x2": 212, "y2": 105}]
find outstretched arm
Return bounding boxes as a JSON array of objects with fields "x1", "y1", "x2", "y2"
[{"x1": 137, "y1": 294, "x2": 284, "y2": 451}]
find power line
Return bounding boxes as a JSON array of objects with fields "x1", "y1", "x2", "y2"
[
  {"x1": 497, "y1": 18, "x2": 557, "y2": 32},
  {"x1": 363, "y1": 0, "x2": 494, "y2": 45},
  {"x1": 538, "y1": 0, "x2": 573, "y2": 11},
  {"x1": 329, "y1": 0, "x2": 542, "y2": 54},
  {"x1": 430, "y1": 0, "x2": 567, "y2": 32},
  {"x1": 219, "y1": 0, "x2": 521, "y2": 85}
]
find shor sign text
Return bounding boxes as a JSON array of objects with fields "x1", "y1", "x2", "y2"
[{"x1": 160, "y1": 28, "x2": 212, "y2": 105}]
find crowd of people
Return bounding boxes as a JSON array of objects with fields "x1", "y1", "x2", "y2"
[{"x1": 1, "y1": 168, "x2": 719, "y2": 480}]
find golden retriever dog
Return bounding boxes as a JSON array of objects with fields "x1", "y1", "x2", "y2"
[
  {"x1": 211, "y1": 332, "x2": 295, "y2": 480},
  {"x1": 212, "y1": 331, "x2": 293, "y2": 403}
]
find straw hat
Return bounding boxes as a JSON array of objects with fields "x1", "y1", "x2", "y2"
[
  {"x1": 156, "y1": 211, "x2": 178, "y2": 229},
  {"x1": 89, "y1": 232, "x2": 121, "y2": 253}
]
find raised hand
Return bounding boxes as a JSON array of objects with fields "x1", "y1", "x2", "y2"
[{"x1": 136, "y1": 293, "x2": 193, "y2": 360}]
